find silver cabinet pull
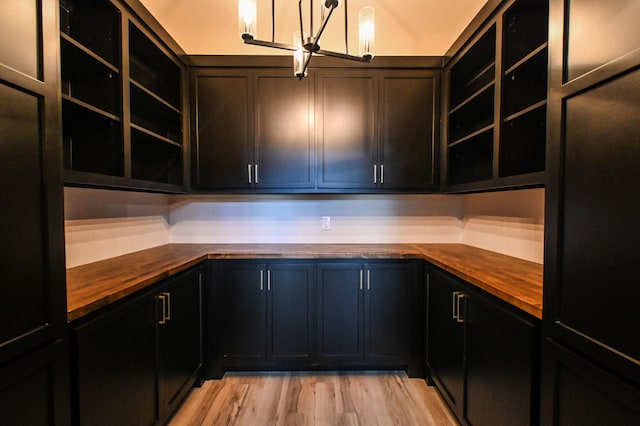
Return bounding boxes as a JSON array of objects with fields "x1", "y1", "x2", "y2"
[
  {"x1": 452, "y1": 291, "x2": 459, "y2": 320},
  {"x1": 255, "y1": 164, "x2": 259, "y2": 184},
  {"x1": 248, "y1": 164, "x2": 252, "y2": 183},
  {"x1": 267, "y1": 270, "x2": 271, "y2": 291},
  {"x1": 380, "y1": 164, "x2": 384, "y2": 184},
  {"x1": 373, "y1": 165, "x2": 377, "y2": 183},
  {"x1": 367, "y1": 269, "x2": 371, "y2": 291},
  {"x1": 158, "y1": 294, "x2": 167, "y2": 325},
  {"x1": 260, "y1": 270, "x2": 264, "y2": 291},
  {"x1": 360, "y1": 270, "x2": 363, "y2": 290},
  {"x1": 455, "y1": 293, "x2": 465, "y2": 323},
  {"x1": 163, "y1": 292, "x2": 171, "y2": 321}
]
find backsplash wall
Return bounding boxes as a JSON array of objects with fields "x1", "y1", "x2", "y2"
[{"x1": 64, "y1": 188, "x2": 544, "y2": 267}]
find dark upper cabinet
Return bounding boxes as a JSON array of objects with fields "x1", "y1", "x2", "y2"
[
  {"x1": 542, "y1": 0, "x2": 640, "y2": 421},
  {"x1": 215, "y1": 261, "x2": 314, "y2": 368},
  {"x1": 192, "y1": 62, "x2": 439, "y2": 193},
  {"x1": 427, "y1": 266, "x2": 539, "y2": 426},
  {"x1": 60, "y1": 0, "x2": 187, "y2": 192},
  {"x1": 316, "y1": 70, "x2": 378, "y2": 190},
  {"x1": 192, "y1": 68, "x2": 314, "y2": 190},
  {"x1": 318, "y1": 69, "x2": 439, "y2": 191},
  {"x1": 0, "y1": 0, "x2": 69, "y2": 422},
  {"x1": 443, "y1": 0, "x2": 548, "y2": 192}
]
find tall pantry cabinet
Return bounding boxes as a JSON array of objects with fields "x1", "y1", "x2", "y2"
[
  {"x1": 542, "y1": 0, "x2": 640, "y2": 423},
  {"x1": 0, "y1": 0, "x2": 70, "y2": 424}
]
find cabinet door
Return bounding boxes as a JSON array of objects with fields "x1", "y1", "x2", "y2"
[
  {"x1": 316, "y1": 263, "x2": 364, "y2": 364},
  {"x1": 267, "y1": 263, "x2": 314, "y2": 365},
  {"x1": 317, "y1": 70, "x2": 377, "y2": 189},
  {"x1": 157, "y1": 267, "x2": 203, "y2": 424},
  {"x1": 73, "y1": 293, "x2": 157, "y2": 425},
  {"x1": 0, "y1": 340, "x2": 70, "y2": 425},
  {"x1": 365, "y1": 263, "x2": 410, "y2": 365},
  {"x1": 426, "y1": 269, "x2": 465, "y2": 420},
  {"x1": 465, "y1": 294, "x2": 537, "y2": 426},
  {"x1": 220, "y1": 263, "x2": 267, "y2": 364},
  {"x1": 379, "y1": 71, "x2": 438, "y2": 190},
  {"x1": 192, "y1": 71, "x2": 253, "y2": 189},
  {"x1": 254, "y1": 70, "x2": 315, "y2": 189},
  {"x1": 0, "y1": 0, "x2": 66, "y2": 364}
]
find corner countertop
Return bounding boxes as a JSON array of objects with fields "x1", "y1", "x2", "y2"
[{"x1": 66, "y1": 243, "x2": 543, "y2": 322}]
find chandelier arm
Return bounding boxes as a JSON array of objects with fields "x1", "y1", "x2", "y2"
[
  {"x1": 310, "y1": 0, "x2": 314, "y2": 38},
  {"x1": 300, "y1": 51, "x2": 314, "y2": 80},
  {"x1": 298, "y1": 0, "x2": 305, "y2": 45},
  {"x1": 316, "y1": 49, "x2": 372, "y2": 62},
  {"x1": 244, "y1": 38, "x2": 298, "y2": 52},
  {"x1": 272, "y1": 0, "x2": 275, "y2": 42},
  {"x1": 310, "y1": 3, "x2": 336, "y2": 52},
  {"x1": 344, "y1": 0, "x2": 348, "y2": 55}
]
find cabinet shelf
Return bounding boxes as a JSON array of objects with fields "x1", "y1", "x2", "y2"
[
  {"x1": 449, "y1": 81, "x2": 495, "y2": 115},
  {"x1": 448, "y1": 129, "x2": 494, "y2": 185},
  {"x1": 59, "y1": 0, "x2": 120, "y2": 67},
  {"x1": 62, "y1": 95, "x2": 120, "y2": 123},
  {"x1": 504, "y1": 42, "x2": 548, "y2": 76},
  {"x1": 503, "y1": 48, "x2": 548, "y2": 117},
  {"x1": 130, "y1": 84, "x2": 181, "y2": 144},
  {"x1": 130, "y1": 123, "x2": 181, "y2": 147},
  {"x1": 131, "y1": 79, "x2": 180, "y2": 114},
  {"x1": 131, "y1": 128, "x2": 183, "y2": 185},
  {"x1": 502, "y1": 0, "x2": 549, "y2": 71},
  {"x1": 449, "y1": 124, "x2": 495, "y2": 148},
  {"x1": 129, "y1": 24, "x2": 181, "y2": 108},
  {"x1": 500, "y1": 103, "x2": 546, "y2": 178},
  {"x1": 61, "y1": 38, "x2": 119, "y2": 115},
  {"x1": 62, "y1": 101, "x2": 123, "y2": 177},
  {"x1": 449, "y1": 84, "x2": 495, "y2": 142}
]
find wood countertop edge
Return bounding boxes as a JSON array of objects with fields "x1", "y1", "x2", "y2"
[{"x1": 67, "y1": 244, "x2": 542, "y2": 321}]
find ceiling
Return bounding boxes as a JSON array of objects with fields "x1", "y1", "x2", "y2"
[{"x1": 139, "y1": 0, "x2": 488, "y2": 56}]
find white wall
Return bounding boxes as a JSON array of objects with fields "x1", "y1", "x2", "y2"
[
  {"x1": 64, "y1": 187, "x2": 171, "y2": 268},
  {"x1": 64, "y1": 188, "x2": 544, "y2": 267},
  {"x1": 168, "y1": 194, "x2": 462, "y2": 244}
]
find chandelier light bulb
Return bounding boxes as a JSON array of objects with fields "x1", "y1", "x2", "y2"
[
  {"x1": 238, "y1": 0, "x2": 256, "y2": 40},
  {"x1": 293, "y1": 31, "x2": 309, "y2": 78},
  {"x1": 359, "y1": 7, "x2": 375, "y2": 59}
]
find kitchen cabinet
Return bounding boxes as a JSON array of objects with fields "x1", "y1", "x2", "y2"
[
  {"x1": 316, "y1": 261, "x2": 415, "y2": 369},
  {"x1": 427, "y1": 266, "x2": 539, "y2": 426},
  {"x1": 542, "y1": 0, "x2": 640, "y2": 422},
  {"x1": 192, "y1": 68, "x2": 314, "y2": 190},
  {"x1": 0, "y1": 0, "x2": 69, "y2": 422},
  {"x1": 317, "y1": 69, "x2": 439, "y2": 192},
  {"x1": 443, "y1": 0, "x2": 548, "y2": 192},
  {"x1": 71, "y1": 265, "x2": 203, "y2": 425},
  {"x1": 60, "y1": 0, "x2": 187, "y2": 192},
  {"x1": 214, "y1": 261, "x2": 314, "y2": 368},
  {"x1": 192, "y1": 61, "x2": 438, "y2": 193}
]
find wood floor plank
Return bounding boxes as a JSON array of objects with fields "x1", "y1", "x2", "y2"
[{"x1": 169, "y1": 371, "x2": 457, "y2": 426}]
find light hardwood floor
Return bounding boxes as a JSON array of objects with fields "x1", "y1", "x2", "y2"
[{"x1": 169, "y1": 371, "x2": 458, "y2": 426}]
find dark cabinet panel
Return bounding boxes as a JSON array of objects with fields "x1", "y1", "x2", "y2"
[
  {"x1": 157, "y1": 268, "x2": 203, "y2": 424},
  {"x1": 193, "y1": 73, "x2": 252, "y2": 188},
  {"x1": 220, "y1": 263, "x2": 267, "y2": 363},
  {"x1": 74, "y1": 293, "x2": 157, "y2": 425},
  {"x1": 365, "y1": 263, "x2": 410, "y2": 365},
  {"x1": 316, "y1": 263, "x2": 364, "y2": 363},
  {"x1": 254, "y1": 71, "x2": 315, "y2": 188},
  {"x1": 268, "y1": 263, "x2": 314, "y2": 363},
  {"x1": 465, "y1": 294, "x2": 537, "y2": 426},
  {"x1": 317, "y1": 71, "x2": 377, "y2": 189},
  {"x1": 379, "y1": 72, "x2": 437, "y2": 190},
  {"x1": 565, "y1": 0, "x2": 640, "y2": 81},
  {"x1": 427, "y1": 267, "x2": 539, "y2": 426},
  {"x1": 427, "y1": 269, "x2": 465, "y2": 419},
  {"x1": 541, "y1": 340, "x2": 640, "y2": 425},
  {"x1": 0, "y1": 340, "x2": 70, "y2": 426}
]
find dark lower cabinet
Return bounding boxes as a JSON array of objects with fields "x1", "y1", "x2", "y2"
[
  {"x1": 209, "y1": 259, "x2": 418, "y2": 374},
  {"x1": 71, "y1": 266, "x2": 203, "y2": 425},
  {"x1": 0, "y1": 340, "x2": 70, "y2": 425},
  {"x1": 427, "y1": 266, "x2": 539, "y2": 426},
  {"x1": 156, "y1": 267, "x2": 204, "y2": 424},
  {"x1": 215, "y1": 261, "x2": 314, "y2": 369},
  {"x1": 541, "y1": 339, "x2": 640, "y2": 426}
]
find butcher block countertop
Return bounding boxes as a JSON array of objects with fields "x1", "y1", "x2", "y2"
[{"x1": 66, "y1": 243, "x2": 543, "y2": 322}]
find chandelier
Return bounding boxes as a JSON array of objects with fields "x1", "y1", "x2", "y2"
[{"x1": 238, "y1": 0, "x2": 375, "y2": 78}]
